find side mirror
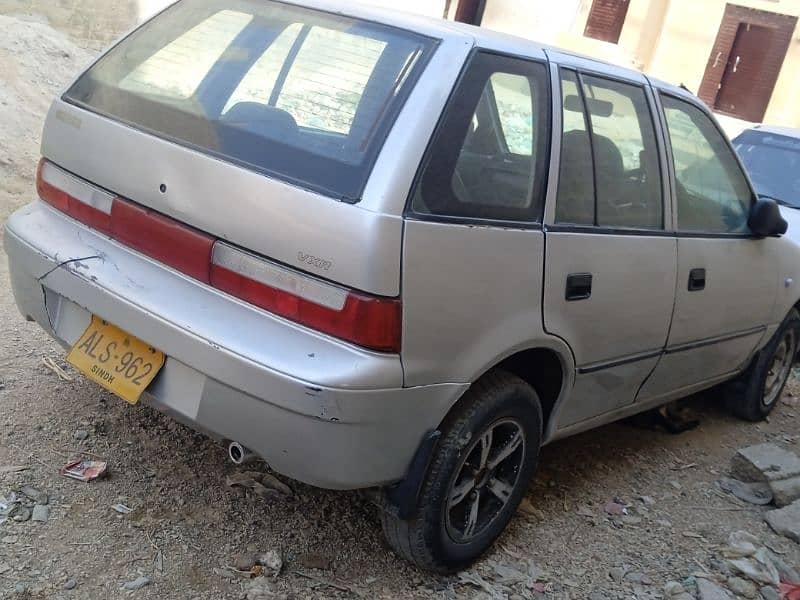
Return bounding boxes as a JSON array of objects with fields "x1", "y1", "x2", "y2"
[{"x1": 748, "y1": 197, "x2": 788, "y2": 237}]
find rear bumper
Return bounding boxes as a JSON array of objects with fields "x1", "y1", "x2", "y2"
[{"x1": 4, "y1": 202, "x2": 466, "y2": 489}]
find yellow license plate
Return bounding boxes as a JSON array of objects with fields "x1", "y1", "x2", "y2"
[{"x1": 67, "y1": 316, "x2": 165, "y2": 404}]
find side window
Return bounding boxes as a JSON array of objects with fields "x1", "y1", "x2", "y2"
[
  {"x1": 556, "y1": 69, "x2": 663, "y2": 229},
  {"x1": 411, "y1": 52, "x2": 550, "y2": 222},
  {"x1": 491, "y1": 73, "x2": 534, "y2": 155},
  {"x1": 556, "y1": 70, "x2": 594, "y2": 225},
  {"x1": 661, "y1": 95, "x2": 752, "y2": 233}
]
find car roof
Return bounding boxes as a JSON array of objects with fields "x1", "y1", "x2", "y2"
[
  {"x1": 289, "y1": 0, "x2": 695, "y2": 92},
  {"x1": 745, "y1": 125, "x2": 800, "y2": 140}
]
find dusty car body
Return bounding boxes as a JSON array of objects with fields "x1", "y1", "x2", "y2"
[{"x1": 5, "y1": 0, "x2": 800, "y2": 571}]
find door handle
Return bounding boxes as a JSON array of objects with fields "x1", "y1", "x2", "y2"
[
  {"x1": 733, "y1": 55, "x2": 741, "y2": 73},
  {"x1": 566, "y1": 273, "x2": 592, "y2": 301},
  {"x1": 688, "y1": 268, "x2": 706, "y2": 291}
]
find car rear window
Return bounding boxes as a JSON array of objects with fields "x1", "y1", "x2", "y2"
[{"x1": 64, "y1": 0, "x2": 435, "y2": 201}]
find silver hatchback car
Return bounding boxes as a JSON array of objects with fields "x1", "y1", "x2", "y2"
[{"x1": 5, "y1": 0, "x2": 800, "y2": 572}]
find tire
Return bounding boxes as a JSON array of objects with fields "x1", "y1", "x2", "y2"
[
  {"x1": 381, "y1": 370, "x2": 542, "y2": 573},
  {"x1": 726, "y1": 308, "x2": 800, "y2": 422}
]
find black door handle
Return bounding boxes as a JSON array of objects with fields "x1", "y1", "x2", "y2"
[
  {"x1": 566, "y1": 273, "x2": 592, "y2": 301},
  {"x1": 688, "y1": 268, "x2": 706, "y2": 291}
]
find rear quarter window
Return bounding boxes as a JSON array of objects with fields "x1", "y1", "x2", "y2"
[{"x1": 64, "y1": 0, "x2": 435, "y2": 201}]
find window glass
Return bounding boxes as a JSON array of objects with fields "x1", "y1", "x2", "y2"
[
  {"x1": 225, "y1": 24, "x2": 387, "y2": 135},
  {"x1": 223, "y1": 23, "x2": 303, "y2": 112},
  {"x1": 555, "y1": 70, "x2": 663, "y2": 229},
  {"x1": 275, "y1": 27, "x2": 387, "y2": 134},
  {"x1": 661, "y1": 95, "x2": 752, "y2": 232},
  {"x1": 490, "y1": 73, "x2": 533, "y2": 155},
  {"x1": 556, "y1": 70, "x2": 594, "y2": 225},
  {"x1": 65, "y1": 0, "x2": 434, "y2": 201},
  {"x1": 120, "y1": 10, "x2": 253, "y2": 100},
  {"x1": 582, "y1": 74, "x2": 662, "y2": 229},
  {"x1": 734, "y1": 131, "x2": 800, "y2": 209},
  {"x1": 411, "y1": 53, "x2": 550, "y2": 222}
]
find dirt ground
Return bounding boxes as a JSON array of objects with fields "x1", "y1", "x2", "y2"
[{"x1": 1, "y1": 6, "x2": 799, "y2": 600}]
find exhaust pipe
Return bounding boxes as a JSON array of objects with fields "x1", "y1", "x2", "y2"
[{"x1": 227, "y1": 441, "x2": 256, "y2": 465}]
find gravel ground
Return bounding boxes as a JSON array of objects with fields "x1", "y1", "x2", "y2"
[{"x1": 1, "y1": 7, "x2": 799, "y2": 600}]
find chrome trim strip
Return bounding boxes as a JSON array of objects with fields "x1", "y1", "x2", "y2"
[
  {"x1": 576, "y1": 326, "x2": 767, "y2": 374},
  {"x1": 664, "y1": 326, "x2": 766, "y2": 355}
]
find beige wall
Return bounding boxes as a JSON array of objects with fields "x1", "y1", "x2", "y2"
[
  {"x1": 649, "y1": 0, "x2": 800, "y2": 127},
  {"x1": 481, "y1": 0, "x2": 800, "y2": 128}
]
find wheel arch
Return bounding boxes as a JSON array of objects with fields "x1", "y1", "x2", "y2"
[{"x1": 448, "y1": 340, "x2": 575, "y2": 442}]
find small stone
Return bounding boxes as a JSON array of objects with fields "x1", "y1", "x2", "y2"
[
  {"x1": 625, "y1": 571, "x2": 652, "y2": 585},
  {"x1": 14, "y1": 583, "x2": 26, "y2": 594},
  {"x1": 765, "y1": 500, "x2": 800, "y2": 542},
  {"x1": 12, "y1": 508, "x2": 31, "y2": 522},
  {"x1": 621, "y1": 515, "x2": 642, "y2": 526},
  {"x1": 664, "y1": 581, "x2": 685, "y2": 596},
  {"x1": 609, "y1": 567, "x2": 625, "y2": 583},
  {"x1": 233, "y1": 554, "x2": 256, "y2": 571},
  {"x1": 760, "y1": 586, "x2": 780, "y2": 600},
  {"x1": 31, "y1": 505, "x2": 49, "y2": 522},
  {"x1": 2, "y1": 536, "x2": 17, "y2": 544},
  {"x1": 769, "y1": 477, "x2": 800, "y2": 507},
  {"x1": 604, "y1": 501, "x2": 626, "y2": 516},
  {"x1": 697, "y1": 578, "x2": 734, "y2": 600},
  {"x1": 122, "y1": 576, "x2": 151, "y2": 591},
  {"x1": 0, "y1": 563, "x2": 10, "y2": 575},
  {"x1": 256, "y1": 550, "x2": 282, "y2": 576},
  {"x1": 19, "y1": 486, "x2": 48, "y2": 505},
  {"x1": 73, "y1": 429, "x2": 89, "y2": 441},
  {"x1": 243, "y1": 579, "x2": 277, "y2": 600},
  {"x1": 656, "y1": 518, "x2": 673, "y2": 528},
  {"x1": 765, "y1": 550, "x2": 800, "y2": 585},
  {"x1": 732, "y1": 444, "x2": 800, "y2": 483},
  {"x1": 63, "y1": 579, "x2": 77, "y2": 590},
  {"x1": 727, "y1": 576, "x2": 757, "y2": 599},
  {"x1": 639, "y1": 495, "x2": 656, "y2": 506}
]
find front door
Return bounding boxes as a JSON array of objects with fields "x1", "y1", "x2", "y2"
[
  {"x1": 715, "y1": 23, "x2": 775, "y2": 121},
  {"x1": 638, "y1": 93, "x2": 778, "y2": 402},
  {"x1": 544, "y1": 64, "x2": 676, "y2": 428},
  {"x1": 697, "y1": 5, "x2": 797, "y2": 123}
]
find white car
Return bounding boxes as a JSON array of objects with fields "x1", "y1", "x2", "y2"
[{"x1": 734, "y1": 125, "x2": 800, "y2": 236}]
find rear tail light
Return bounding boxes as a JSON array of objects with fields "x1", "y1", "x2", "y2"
[
  {"x1": 111, "y1": 201, "x2": 214, "y2": 283},
  {"x1": 37, "y1": 159, "x2": 214, "y2": 283},
  {"x1": 37, "y1": 159, "x2": 113, "y2": 233},
  {"x1": 36, "y1": 159, "x2": 402, "y2": 353},
  {"x1": 211, "y1": 242, "x2": 401, "y2": 353}
]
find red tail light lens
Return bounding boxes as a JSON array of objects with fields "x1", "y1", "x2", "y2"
[
  {"x1": 36, "y1": 159, "x2": 402, "y2": 353},
  {"x1": 37, "y1": 158, "x2": 112, "y2": 233},
  {"x1": 111, "y1": 200, "x2": 214, "y2": 283},
  {"x1": 211, "y1": 242, "x2": 402, "y2": 353}
]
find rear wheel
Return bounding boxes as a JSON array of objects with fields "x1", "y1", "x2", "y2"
[
  {"x1": 726, "y1": 309, "x2": 800, "y2": 421},
  {"x1": 381, "y1": 371, "x2": 542, "y2": 573}
]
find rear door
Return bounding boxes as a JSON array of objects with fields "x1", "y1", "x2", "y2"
[
  {"x1": 638, "y1": 92, "x2": 778, "y2": 400},
  {"x1": 544, "y1": 62, "x2": 676, "y2": 428},
  {"x1": 401, "y1": 50, "x2": 553, "y2": 386}
]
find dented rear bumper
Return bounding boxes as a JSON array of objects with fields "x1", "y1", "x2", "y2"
[{"x1": 4, "y1": 201, "x2": 466, "y2": 489}]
